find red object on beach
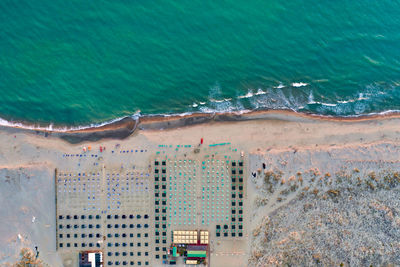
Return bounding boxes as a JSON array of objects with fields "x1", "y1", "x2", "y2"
[
  {"x1": 201, "y1": 138, "x2": 203, "y2": 144},
  {"x1": 100, "y1": 147, "x2": 103, "y2": 152}
]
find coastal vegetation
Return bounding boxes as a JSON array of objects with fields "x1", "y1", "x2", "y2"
[{"x1": 250, "y1": 143, "x2": 400, "y2": 266}]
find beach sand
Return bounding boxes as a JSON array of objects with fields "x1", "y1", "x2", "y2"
[{"x1": 0, "y1": 111, "x2": 399, "y2": 266}]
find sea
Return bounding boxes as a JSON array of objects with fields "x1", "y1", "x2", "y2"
[{"x1": 1, "y1": 1, "x2": 400, "y2": 129}]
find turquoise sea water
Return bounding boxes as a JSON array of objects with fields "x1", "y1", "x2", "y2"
[{"x1": 1, "y1": 1, "x2": 400, "y2": 128}]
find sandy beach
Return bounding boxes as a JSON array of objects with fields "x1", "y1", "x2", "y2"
[{"x1": 0, "y1": 111, "x2": 399, "y2": 266}]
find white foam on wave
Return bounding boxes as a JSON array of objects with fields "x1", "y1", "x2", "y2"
[
  {"x1": 4, "y1": 81, "x2": 397, "y2": 132},
  {"x1": 357, "y1": 93, "x2": 370, "y2": 101},
  {"x1": 274, "y1": 83, "x2": 285, "y2": 89},
  {"x1": 0, "y1": 114, "x2": 140, "y2": 132},
  {"x1": 337, "y1": 93, "x2": 370, "y2": 104},
  {"x1": 255, "y1": 89, "x2": 267, "y2": 95},
  {"x1": 373, "y1": 109, "x2": 400, "y2": 115},
  {"x1": 246, "y1": 86, "x2": 301, "y2": 111},
  {"x1": 306, "y1": 91, "x2": 337, "y2": 107},
  {"x1": 2, "y1": 104, "x2": 399, "y2": 132},
  {"x1": 307, "y1": 100, "x2": 337, "y2": 107},
  {"x1": 238, "y1": 91, "x2": 254, "y2": 99},
  {"x1": 0, "y1": 110, "x2": 143, "y2": 132},
  {"x1": 337, "y1": 100, "x2": 354, "y2": 104},
  {"x1": 307, "y1": 91, "x2": 316, "y2": 104},
  {"x1": 291, "y1": 82, "x2": 309, "y2": 87},
  {"x1": 307, "y1": 90, "x2": 369, "y2": 107},
  {"x1": 209, "y1": 98, "x2": 232, "y2": 103},
  {"x1": 237, "y1": 89, "x2": 266, "y2": 100},
  {"x1": 198, "y1": 105, "x2": 251, "y2": 115},
  {"x1": 202, "y1": 85, "x2": 243, "y2": 113},
  {"x1": 320, "y1": 102, "x2": 337, "y2": 107},
  {"x1": 199, "y1": 106, "x2": 233, "y2": 113},
  {"x1": 145, "y1": 111, "x2": 195, "y2": 118}
]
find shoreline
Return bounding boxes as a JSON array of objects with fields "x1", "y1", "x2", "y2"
[
  {"x1": 139, "y1": 109, "x2": 400, "y2": 127},
  {"x1": 1, "y1": 109, "x2": 400, "y2": 143}
]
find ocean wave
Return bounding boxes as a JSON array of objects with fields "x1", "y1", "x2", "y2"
[
  {"x1": 307, "y1": 91, "x2": 315, "y2": 104},
  {"x1": 237, "y1": 89, "x2": 267, "y2": 99},
  {"x1": 274, "y1": 83, "x2": 285, "y2": 89},
  {"x1": 209, "y1": 98, "x2": 232, "y2": 103},
  {"x1": 0, "y1": 114, "x2": 138, "y2": 132},
  {"x1": 337, "y1": 93, "x2": 370, "y2": 104},
  {"x1": 255, "y1": 89, "x2": 267, "y2": 95},
  {"x1": 1, "y1": 106, "x2": 399, "y2": 132},
  {"x1": 144, "y1": 111, "x2": 195, "y2": 118},
  {"x1": 238, "y1": 89, "x2": 268, "y2": 99},
  {"x1": 238, "y1": 91, "x2": 254, "y2": 99},
  {"x1": 0, "y1": 83, "x2": 398, "y2": 132},
  {"x1": 311, "y1": 102, "x2": 337, "y2": 107},
  {"x1": 291, "y1": 82, "x2": 309, "y2": 87},
  {"x1": 198, "y1": 106, "x2": 251, "y2": 115}
]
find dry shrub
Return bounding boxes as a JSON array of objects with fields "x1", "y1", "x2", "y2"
[
  {"x1": 312, "y1": 188, "x2": 319, "y2": 196},
  {"x1": 368, "y1": 171, "x2": 377, "y2": 181},
  {"x1": 311, "y1": 168, "x2": 321, "y2": 177},
  {"x1": 14, "y1": 248, "x2": 43, "y2": 267},
  {"x1": 264, "y1": 170, "x2": 283, "y2": 184}
]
